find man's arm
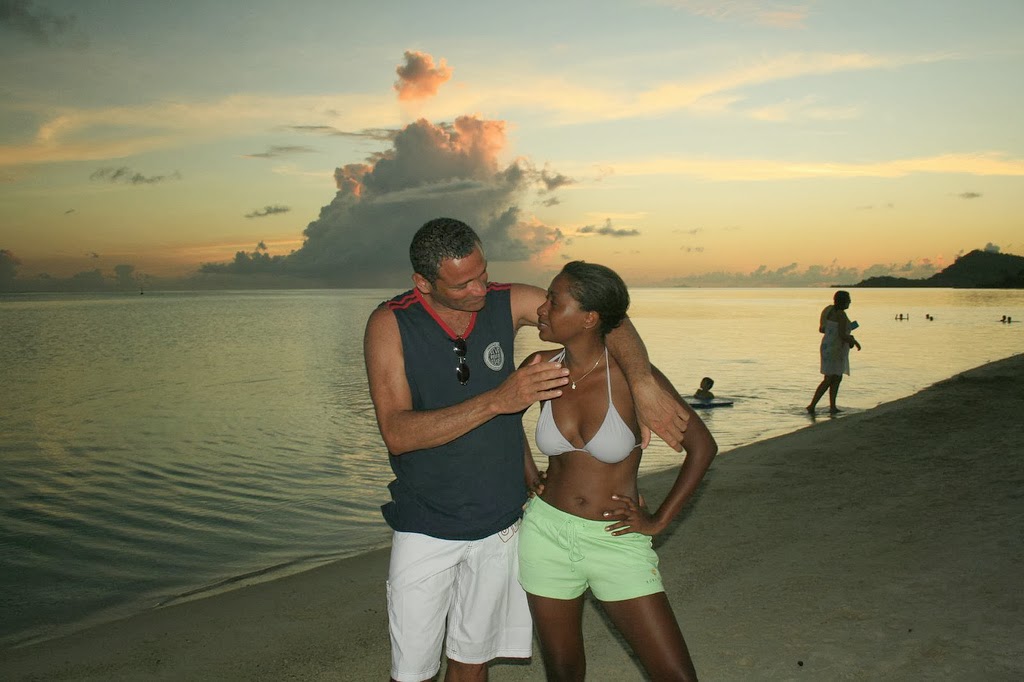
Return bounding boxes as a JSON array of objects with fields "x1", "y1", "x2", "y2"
[
  {"x1": 603, "y1": 366, "x2": 718, "y2": 536},
  {"x1": 519, "y1": 352, "x2": 546, "y2": 498},
  {"x1": 604, "y1": 317, "x2": 689, "y2": 452},
  {"x1": 363, "y1": 305, "x2": 568, "y2": 455},
  {"x1": 509, "y1": 283, "x2": 689, "y2": 452},
  {"x1": 508, "y1": 282, "x2": 547, "y2": 331}
]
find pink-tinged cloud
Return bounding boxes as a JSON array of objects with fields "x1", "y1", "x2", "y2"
[
  {"x1": 334, "y1": 163, "x2": 372, "y2": 196},
  {"x1": 513, "y1": 217, "x2": 565, "y2": 264},
  {"x1": 277, "y1": 115, "x2": 564, "y2": 285},
  {"x1": 354, "y1": 116, "x2": 509, "y2": 196},
  {"x1": 394, "y1": 50, "x2": 453, "y2": 101}
]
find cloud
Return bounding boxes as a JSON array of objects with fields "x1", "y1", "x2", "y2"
[
  {"x1": 0, "y1": 49, "x2": 965, "y2": 169},
  {"x1": 958, "y1": 191, "x2": 982, "y2": 199},
  {"x1": 540, "y1": 169, "x2": 575, "y2": 192},
  {"x1": 287, "y1": 125, "x2": 339, "y2": 135},
  {"x1": 598, "y1": 152, "x2": 1024, "y2": 181},
  {"x1": 245, "y1": 205, "x2": 291, "y2": 219},
  {"x1": 576, "y1": 219, "x2": 641, "y2": 238},
  {"x1": 0, "y1": 0, "x2": 81, "y2": 45},
  {"x1": 656, "y1": 0, "x2": 812, "y2": 28},
  {"x1": 984, "y1": 242, "x2": 1000, "y2": 253},
  {"x1": 0, "y1": 93, "x2": 398, "y2": 167},
  {"x1": 660, "y1": 258, "x2": 943, "y2": 287},
  {"x1": 332, "y1": 163, "x2": 372, "y2": 198},
  {"x1": 268, "y1": 115, "x2": 564, "y2": 286},
  {"x1": 862, "y1": 259, "x2": 943, "y2": 279},
  {"x1": 463, "y1": 50, "x2": 950, "y2": 127},
  {"x1": 287, "y1": 125, "x2": 397, "y2": 141},
  {"x1": 681, "y1": 246, "x2": 705, "y2": 253},
  {"x1": 244, "y1": 145, "x2": 317, "y2": 159},
  {"x1": 746, "y1": 95, "x2": 861, "y2": 123},
  {"x1": 394, "y1": 50, "x2": 453, "y2": 102},
  {"x1": 90, "y1": 166, "x2": 182, "y2": 185}
]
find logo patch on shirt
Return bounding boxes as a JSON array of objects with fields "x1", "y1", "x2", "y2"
[{"x1": 484, "y1": 341, "x2": 505, "y2": 371}]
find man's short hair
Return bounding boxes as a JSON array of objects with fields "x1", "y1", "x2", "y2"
[{"x1": 409, "y1": 218, "x2": 482, "y2": 284}]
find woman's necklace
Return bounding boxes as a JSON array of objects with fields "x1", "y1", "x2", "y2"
[{"x1": 567, "y1": 352, "x2": 603, "y2": 390}]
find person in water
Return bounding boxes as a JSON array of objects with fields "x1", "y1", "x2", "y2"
[
  {"x1": 807, "y1": 290, "x2": 861, "y2": 415},
  {"x1": 693, "y1": 377, "x2": 715, "y2": 400},
  {"x1": 518, "y1": 261, "x2": 718, "y2": 681}
]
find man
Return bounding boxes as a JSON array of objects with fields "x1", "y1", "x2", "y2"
[{"x1": 364, "y1": 217, "x2": 688, "y2": 682}]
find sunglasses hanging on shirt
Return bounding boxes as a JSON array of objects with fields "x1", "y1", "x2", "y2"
[{"x1": 452, "y1": 337, "x2": 470, "y2": 385}]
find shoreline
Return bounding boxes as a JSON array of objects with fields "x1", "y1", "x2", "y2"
[{"x1": 3, "y1": 353, "x2": 1023, "y2": 680}]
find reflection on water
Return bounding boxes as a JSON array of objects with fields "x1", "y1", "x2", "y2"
[{"x1": 1, "y1": 287, "x2": 1021, "y2": 646}]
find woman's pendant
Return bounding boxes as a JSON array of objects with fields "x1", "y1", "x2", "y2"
[{"x1": 570, "y1": 381, "x2": 577, "y2": 390}]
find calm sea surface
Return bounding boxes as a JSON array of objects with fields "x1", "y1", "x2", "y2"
[{"x1": 1, "y1": 287, "x2": 1022, "y2": 647}]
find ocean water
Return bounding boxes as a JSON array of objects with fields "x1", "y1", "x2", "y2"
[{"x1": 1, "y1": 287, "x2": 1022, "y2": 648}]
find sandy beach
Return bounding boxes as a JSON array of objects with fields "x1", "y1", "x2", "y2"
[{"x1": 3, "y1": 353, "x2": 1023, "y2": 681}]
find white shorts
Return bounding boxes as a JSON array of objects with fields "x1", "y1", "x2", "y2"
[{"x1": 387, "y1": 522, "x2": 533, "y2": 682}]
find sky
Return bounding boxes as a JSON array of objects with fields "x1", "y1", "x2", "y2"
[{"x1": 1, "y1": 0, "x2": 1022, "y2": 288}]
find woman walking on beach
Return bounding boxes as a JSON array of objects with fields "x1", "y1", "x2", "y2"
[
  {"x1": 807, "y1": 290, "x2": 861, "y2": 414},
  {"x1": 518, "y1": 261, "x2": 717, "y2": 681}
]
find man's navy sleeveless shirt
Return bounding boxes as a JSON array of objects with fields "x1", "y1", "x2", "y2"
[{"x1": 380, "y1": 284, "x2": 527, "y2": 540}]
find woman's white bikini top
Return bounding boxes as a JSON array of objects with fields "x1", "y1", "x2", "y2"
[{"x1": 535, "y1": 348, "x2": 641, "y2": 464}]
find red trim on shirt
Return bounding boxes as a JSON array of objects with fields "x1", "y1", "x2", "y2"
[
  {"x1": 388, "y1": 283, "x2": 510, "y2": 339},
  {"x1": 412, "y1": 288, "x2": 476, "y2": 339},
  {"x1": 386, "y1": 290, "x2": 418, "y2": 311}
]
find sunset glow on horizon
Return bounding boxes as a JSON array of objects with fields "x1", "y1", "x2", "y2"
[{"x1": 2, "y1": 0, "x2": 1022, "y2": 288}]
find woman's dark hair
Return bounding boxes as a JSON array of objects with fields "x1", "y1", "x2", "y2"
[
  {"x1": 409, "y1": 218, "x2": 481, "y2": 284},
  {"x1": 833, "y1": 290, "x2": 851, "y2": 307},
  {"x1": 560, "y1": 261, "x2": 630, "y2": 337}
]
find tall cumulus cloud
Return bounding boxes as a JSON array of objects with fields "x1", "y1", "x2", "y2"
[
  {"x1": 209, "y1": 51, "x2": 574, "y2": 285},
  {"x1": 284, "y1": 115, "x2": 564, "y2": 286}
]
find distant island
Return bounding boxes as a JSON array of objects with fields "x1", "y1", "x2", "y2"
[{"x1": 851, "y1": 249, "x2": 1024, "y2": 288}]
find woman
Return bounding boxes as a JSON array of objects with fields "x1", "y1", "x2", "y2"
[
  {"x1": 518, "y1": 261, "x2": 717, "y2": 681},
  {"x1": 807, "y1": 289, "x2": 861, "y2": 414}
]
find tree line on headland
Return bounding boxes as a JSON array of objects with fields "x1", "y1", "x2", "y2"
[{"x1": 849, "y1": 249, "x2": 1024, "y2": 289}]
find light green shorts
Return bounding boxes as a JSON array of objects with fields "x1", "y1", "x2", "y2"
[{"x1": 518, "y1": 496, "x2": 664, "y2": 602}]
